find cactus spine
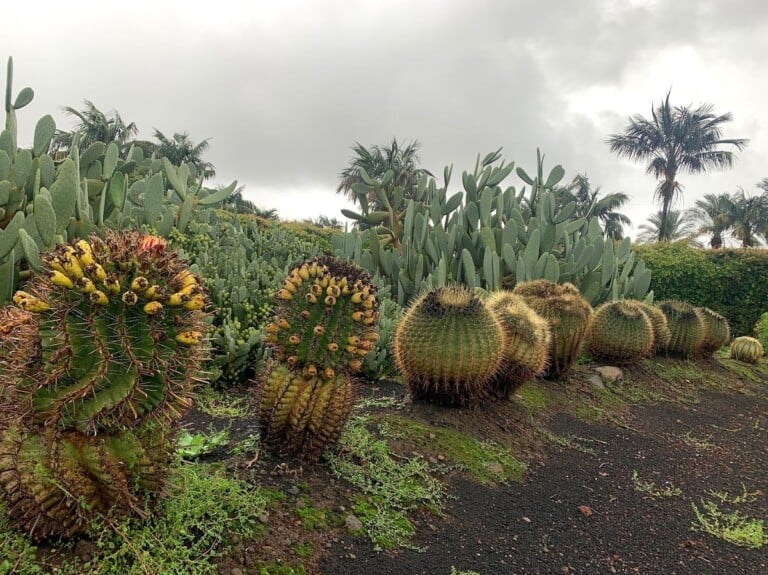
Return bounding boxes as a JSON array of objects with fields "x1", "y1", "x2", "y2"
[
  {"x1": 513, "y1": 280, "x2": 593, "y2": 379},
  {"x1": 260, "y1": 256, "x2": 378, "y2": 460},
  {"x1": 636, "y1": 301, "x2": 671, "y2": 354},
  {"x1": 393, "y1": 285, "x2": 505, "y2": 405},
  {"x1": 485, "y1": 291, "x2": 550, "y2": 396},
  {"x1": 730, "y1": 336, "x2": 763, "y2": 364},
  {"x1": 587, "y1": 300, "x2": 654, "y2": 364},
  {"x1": 656, "y1": 300, "x2": 705, "y2": 358},
  {"x1": 0, "y1": 231, "x2": 209, "y2": 539}
]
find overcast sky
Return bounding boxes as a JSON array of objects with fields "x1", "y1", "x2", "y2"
[{"x1": 4, "y1": 0, "x2": 767, "y2": 237}]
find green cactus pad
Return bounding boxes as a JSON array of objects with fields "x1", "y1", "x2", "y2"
[
  {"x1": 730, "y1": 336, "x2": 763, "y2": 364},
  {"x1": 587, "y1": 300, "x2": 654, "y2": 364},
  {"x1": 513, "y1": 280, "x2": 593, "y2": 379},
  {"x1": 258, "y1": 362, "x2": 353, "y2": 461},
  {"x1": 656, "y1": 300, "x2": 705, "y2": 358},
  {"x1": 697, "y1": 307, "x2": 731, "y2": 357},
  {"x1": 264, "y1": 256, "x2": 379, "y2": 374},
  {"x1": 485, "y1": 291, "x2": 550, "y2": 397},
  {"x1": 393, "y1": 285, "x2": 505, "y2": 406},
  {"x1": 635, "y1": 301, "x2": 671, "y2": 354}
]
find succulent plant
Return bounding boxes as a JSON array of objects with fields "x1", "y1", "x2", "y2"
[
  {"x1": 587, "y1": 300, "x2": 654, "y2": 364},
  {"x1": 0, "y1": 231, "x2": 210, "y2": 539},
  {"x1": 697, "y1": 307, "x2": 731, "y2": 357},
  {"x1": 635, "y1": 301, "x2": 671, "y2": 354},
  {"x1": 259, "y1": 256, "x2": 378, "y2": 460},
  {"x1": 656, "y1": 300, "x2": 705, "y2": 358},
  {"x1": 485, "y1": 291, "x2": 550, "y2": 397},
  {"x1": 513, "y1": 280, "x2": 593, "y2": 379},
  {"x1": 393, "y1": 285, "x2": 505, "y2": 405},
  {"x1": 729, "y1": 336, "x2": 763, "y2": 364}
]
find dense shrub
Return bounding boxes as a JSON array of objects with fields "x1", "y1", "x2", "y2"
[
  {"x1": 754, "y1": 312, "x2": 768, "y2": 350},
  {"x1": 633, "y1": 242, "x2": 768, "y2": 336}
]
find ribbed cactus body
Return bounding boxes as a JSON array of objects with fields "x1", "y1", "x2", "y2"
[
  {"x1": 636, "y1": 301, "x2": 671, "y2": 353},
  {"x1": 260, "y1": 256, "x2": 377, "y2": 459},
  {"x1": 513, "y1": 280, "x2": 593, "y2": 379},
  {"x1": 485, "y1": 291, "x2": 550, "y2": 396},
  {"x1": 393, "y1": 286, "x2": 505, "y2": 405},
  {"x1": 656, "y1": 300, "x2": 705, "y2": 357},
  {"x1": 259, "y1": 363, "x2": 353, "y2": 460},
  {"x1": 697, "y1": 307, "x2": 731, "y2": 357},
  {"x1": 0, "y1": 231, "x2": 209, "y2": 539},
  {"x1": 0, "y1": 423, "x2": 171, "y2": 540},
  {"x1": 587, "y1": 300, "x2": 654, "y2": 364},
  {"x1": 730, "y1": 336, "x2": 764, "y2": 364}
]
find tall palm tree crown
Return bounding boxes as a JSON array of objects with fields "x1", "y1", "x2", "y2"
[
  {"x1": 554, "y1": 174, "x2": 632, "y2": 240},
  {"x1": 153, "y1": 129, "x2": 216, "y2": 180},
  {"x1": 607, "y1": 92, "x2": 748, "y2": 242},
  {"x1": 51, "y1": 100, "x2": 138, "y2": 153},
  {"x1": 636, "y1": 209, "x2": 699, "y2": 244},
  {"x1": 686, "y1": 193, "x2": 735, "y2": 248}
]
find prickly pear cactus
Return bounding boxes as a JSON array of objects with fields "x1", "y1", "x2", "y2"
[
  {"x1": 587, "y1": 300, "x2": 654, "y2": 364},
  {"x1": 636, "y1": 301, "x2": 671, "y2": 354},
  {"x1": 513, "y1": 280, "x2": 593, "y2": 379},
  {"x1": 260, "y1": 256, "x2": 379, "y2": 460},
  {"x1": 8, "y1": 231, "x2": 209, "y2": 433},
  {"x1": 730, "y1": 336, "x2": 763, "y2": 364},
  {"x1": 697, "y1": 307, "x2": 731, "y2": 357},
  {"x1": 0, "y1": 231, "x2": 210, "y2": 539},
  {"x1": 656, "y1": 300, "x2": 705, "y2": 358},
  {"x1": 485, "y1": 291, "x2": 550, "y2": 397},
  {"x1": 393, "y1": 285, "x2": 505, "y2": 405}
]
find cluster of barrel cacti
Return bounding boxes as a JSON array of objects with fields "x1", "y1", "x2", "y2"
[
  {"x1": 259, "y1": 255, "x2": 379, "y2": 460},
  {"x1": 0, "y1": 231, "x2": 209, "y2": 539},
  {"x1": 392, "y1": 281, "x2": 594, "y2": 405}
]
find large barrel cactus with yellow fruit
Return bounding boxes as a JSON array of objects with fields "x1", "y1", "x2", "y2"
[
  {"x1": 393, "y1": 285, "x2": 505, "y2": 406},
  {"x1": 485, "y1": 291, "x2": 550, "y2": 397},
  {"x1": 587, "y1": 300, "x2": 654, "y2": 364},
  {"x1": 656, "y1": 300, "x2": 705, "y2": 358},
  {"x1": 0, "y1": 231, "x2": 209, "y2": 539},
  {"x1": 513, "y1": 280, "x2": 593, "y2": 379},
  {"x1": 260, "y1": 256, "x2": 379, "y2": 460}
]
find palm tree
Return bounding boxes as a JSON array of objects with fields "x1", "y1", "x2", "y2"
[
  {"x1": 224, "y1": 187, "x2": 279, "y2": 219},
  {"x1": 153, "y1": 129, "x2": 216, "y2": 180},
  {"x1": 636, "y1": 209, "x2": 699, "y2": 244},
  {"x1": 729, "y1": 189, "x2": 768, "y2": 247},
  {"x1": 337, "y1": 138, "x2": 433, "y2": 210},
  {"x1": 607, "y1": 91, "x2": 748, "y2": 242},
  {"x1": 555, "y1": 174, "x2": 632, "y2": 240},
  {"x1": 686, "y1": 193, "x2": 735, "y2": 248},
  {"x1": 51, "y1": 100, "x2": 138, "y2": 153}
]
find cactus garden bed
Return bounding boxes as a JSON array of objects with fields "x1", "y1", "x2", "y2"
[{"x1": 3, "y1": 353, "x2": 766, "y2": 575}]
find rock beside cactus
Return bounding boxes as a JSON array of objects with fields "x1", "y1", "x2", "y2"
[
  {"x1": 697, "y1": 307, "x2": 731, "y2": 357},
  {"x1": 656, "y1": 300, "x2": 705, "y2": 357},
  {"x1": 636, "y1": 302, "x2": 671, "y2": 354},
  {"x1": 587, "y1": 300, "x2": 654, "y2": 364},
  {"x1": 485, "y1": 291, "x2": 550, "y2": 397},
  {"x1": 393, "y1": 285, "x2": 505, "y2": 405},
  {"x1": 730, "y1": 336, "x2": 764, "y2": 364},
  {"x1": 513, "y1": 280, "x2": 593, "y2": 380}
]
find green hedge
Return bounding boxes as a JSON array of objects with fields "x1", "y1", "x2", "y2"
[{"x1": 633, "y1": 242, "x2": 768, "y2": 336}]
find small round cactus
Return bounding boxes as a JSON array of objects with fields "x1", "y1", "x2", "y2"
[
  {"x1": 635, "y1": 301, "x2": 671, "y2": 354},
  {"x1": 697, "y1": 307, "x2": 731, "y2": 357},
  {"x1": 513, "y1": 280, "x2": 593, "y2": 379},
  {"x1": 393, "y1": 285, "x2": 505, "y2": 406},
  {"x1": 485, "y1": 291, "x2": 550, "y2": 397},
  {"x1": 260, "y1": 256, "x2": 378, "y2": 460},
  {"x1": 587, "y1": 300, "x2": 654, "y2": 364},
  {"x1": 656, "y1": 300, "x2": 705, "y2": 357},
  {"x1": 730, "y1": 336, "x2": 764, "y2": 364}
]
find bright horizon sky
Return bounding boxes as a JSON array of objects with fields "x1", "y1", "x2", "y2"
[{"x1": 3, "y1": 0, "x2": 767, "y2": 240}]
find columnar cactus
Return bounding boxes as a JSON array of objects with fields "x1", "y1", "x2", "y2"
[
  {"x1": 636, "y1": 301, "x2": 671, "y2": 354},
  {"x1": 513, "y1": 280, "x2": 593, "y2": 379},
  {"x1": 587, "y1": 300, "x2": 654, "y2": 364},
  {"x1": 393, "y1": 285, "x2": 505, "y2": 405},
  {"x1": 697, "y1": 307, "x2": 731, "y2": 357},
  {"x1": 0, "y1": 231, "x2": 210, "y2": 539},
  {"x1": 485, "y1": 291, "x2": 550, "y2": 397},
  {"x1": 730, "y1": 336, "x2": 764, "y2": 364},
  {"x1": 656, "y1": 300, "x2": 705, "y2": 358},
  {"x1": 260, "y1": 256, "x2": 378, "y2": 460}
]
